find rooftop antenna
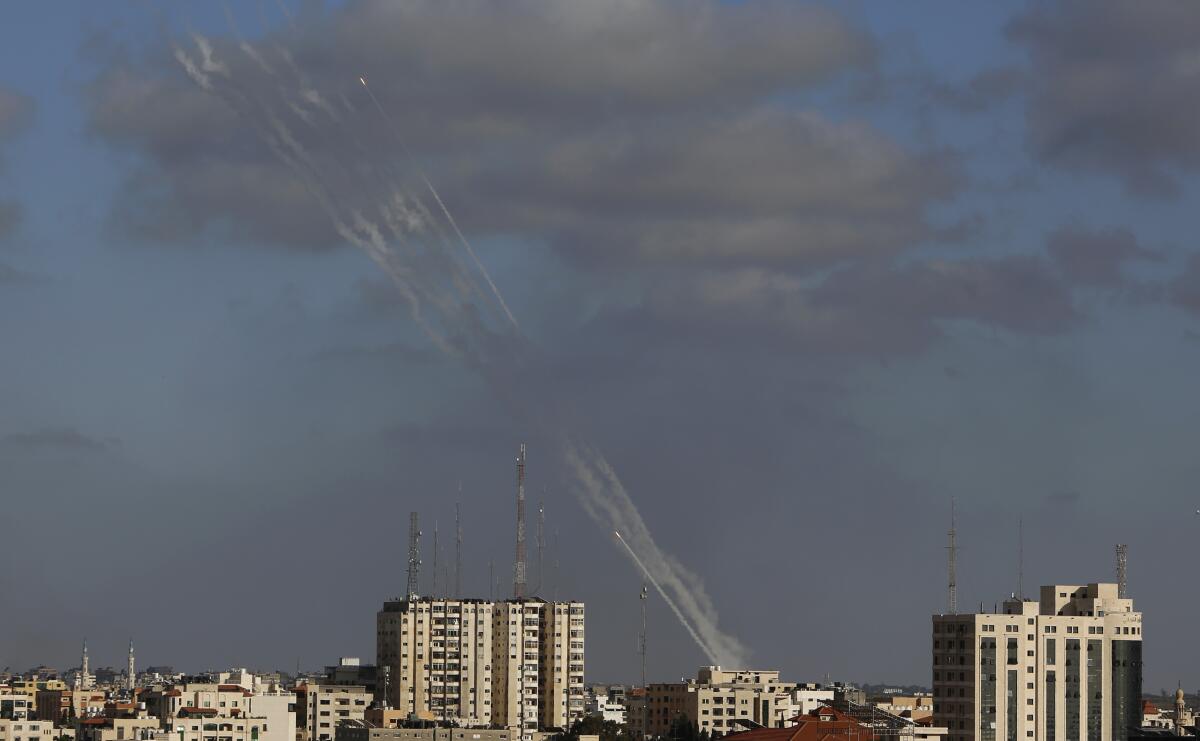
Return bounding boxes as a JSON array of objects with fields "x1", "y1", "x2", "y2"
[
  {"x1": 639, "y1": 585, "x2": 648, "y2": 689},
  {"x1": 533, "y1": 496, "x2": 546, "y2": 596},
  {"x1": 489, "y1": 559, "x2": 495, "y2": 601},
  {"x1": 1116, "y1": 544, "x2": 1128, "y2": 598},
  {"x1": 946, "y1": 498, "x2": 958, "y2": 614},
  {"x1": 432, "y1": 520, "x2": 440, "y2": 597},
  {"x1": 1017, "y1": 516, "x2": 1024, "y2": 600},
  {"x1": 406, "y1": 511, "x2": 422, "y2": 599},
  {"x1": 455, "y1": 496, "x2": 463, "y2": 598},
  {"x1": 552, "y1": 527, "x2": 560, "y2": 601},
  {"x1": 513, "y1": 443, "x2": 527, "y2": 599}
]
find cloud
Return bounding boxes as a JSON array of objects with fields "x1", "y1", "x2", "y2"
[
  {"x1": 0, "y1": 261, "x2": 34, "y2": 285},
  {"x1": 929, "y1": 66, "x2": 1026, "y2": 114},
  {"x1": 1045, "y1": 225, "x2": 1158, "y2": 286},
  {"x1": 612, "y1": 253, "x2": 1080, "y2": 358},
  {"x1": 80, "y1": 1, "x2": 957, "y2": 268},
  {"x1": 0, "y1": 87, "x2": 33, "y2": 140},
  {"x1": 0, "y1": 87, "x2": 32, "y2": 242},
  {"x1": 0, "y1": 202, "x2": 20, "y2": 243},
  {"x1": 1, "y1": 427, "x2": 122, "y2": 453},
  {"x1": 1009, "y1": 1, "x2": 1200, "y2": 196},
  {"x1": 1169, "y1": 253, "x2": 1200, "y2": 315}
]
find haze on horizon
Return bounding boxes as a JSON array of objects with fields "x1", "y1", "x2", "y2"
[{"x1": 1, "y1": 0, "x2": 1199, "y2": 696}]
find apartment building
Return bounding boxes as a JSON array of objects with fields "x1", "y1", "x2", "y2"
[
  {"x1": 140, "y1": 679, "x2": 295, "y2": 741},
  {"x1": 645, "y1": 667, "x2": 797, "y2": 738},
  {"x1": 376, "y1": 598, "x2": 584, "y2": 737},
  {"x1": 295, "y1": 686, "x2": 370, "y2": 741},
  {"x1": 932, "y1": 583, "x2": 1143, "y2": 741},
  {"x1": 76, "y1": 717, "x2": 159, "y2": 741},
  {"x1": 0, "y1": 719, "x2": 55, "y2": 741},
  {"x1": 0, "y1": 695, "x2": 31, "y2": 721}
]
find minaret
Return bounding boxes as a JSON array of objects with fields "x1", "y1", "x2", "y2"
[
  {"x1": 76, "y1": 639, "x2": 90, "y2": 690},
  {"x1": 127, "y1": 639, "x2": 136, "y2": 692},
  {"x1": 1175, "y1": 686, "x2": 1185, "y2": 736}
]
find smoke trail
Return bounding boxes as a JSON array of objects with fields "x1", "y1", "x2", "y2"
[
  {"x1": 566, "y1": 442, "x2": 748, "y2": 667},
  {"x1": 614, "y1": 530, "x2": 718, "y2": 665},
  {"x1": 171, "y1": 30, "x2": 749, "y2": 670},
  {"x1": 359, "y1": 78, "x2": 520, "y2": 333}
]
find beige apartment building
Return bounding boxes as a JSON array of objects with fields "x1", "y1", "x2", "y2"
[
  {"x1": 646, "y1": 667, "x2": 797, "y2": 738},
  {"x1": 0, "y1": 719, "x2": 55, "y2": 741},
  {"x1": 295, "y1": 686, "x2": 370, "y2": 741},
  {"x1": 376, "y1": 598, "x2": 584, "y2": 737},
  {"x1": 932, "y1": 584, "x2": 1143, "y2": 741},
  {"x1": 139, "y1": 678, "x2": 295, "y2": 741}
]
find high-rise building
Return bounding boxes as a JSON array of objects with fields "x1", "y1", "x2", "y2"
[
  {"x1": 376, "y1": 597, "x2": 584, "y2": 738},
  {"x1": 932, "y1": 583, "x2": 1143, "y2": 741}
]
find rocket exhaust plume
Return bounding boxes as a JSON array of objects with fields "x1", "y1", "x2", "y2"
[
  {"x1": 615, "y1": 530, "x2": 718, "y2": 664},
  {"x1": 172, "y1": 31, "x2": 748, "y2": 669}
]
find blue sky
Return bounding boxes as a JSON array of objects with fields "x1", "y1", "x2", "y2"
[{"x1": 2, "y1": 1, "x2": 1200, "y2": 694}]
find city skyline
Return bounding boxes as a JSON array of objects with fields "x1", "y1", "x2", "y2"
[{"x1": 3, "y1": 0, "x2": 1200, "y2": 694}]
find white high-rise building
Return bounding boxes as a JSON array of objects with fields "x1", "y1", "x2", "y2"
[
  {"x1": 376, "y1": 597, "x2": 584, "y2": 738},
  {"x1": 932, "y1": 584, "x2": 1143, "y2": 741}
]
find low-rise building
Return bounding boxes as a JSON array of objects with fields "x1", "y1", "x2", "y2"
[{"x1": 335, "y1": 727, "x2": 515, "y2": 741}]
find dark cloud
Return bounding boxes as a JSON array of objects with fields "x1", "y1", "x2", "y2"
[
  {"x1": 1009, "y1": 1, "x2": 1200, "y2": 196},
  {"x1": 610, "y1": 254, "x2": 1080, "y2": 358},
  {"x1": 81, "y1": 1, "x2": 959, "y2": 268},
  {"x1": 929, "y1": 66, "x2": 1026, "y2": 114},
  {"x1": 1, "y1": 427, "x2": 121, "y2": 453},
  {"x1": 1045, "y1": 225, "x2": 1158, "y2": 286},
  {"x1": 1169, "y1": 253, "x2": 1200, "y2": 315}
]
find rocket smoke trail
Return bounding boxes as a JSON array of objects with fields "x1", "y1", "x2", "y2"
[
  {"x1": 172, "y1": 27, "x2": 749, "y2": 669},
  {"x1": 614, "y1": 531, "x2": 717, "y2": 664},
  {"x1": 359, "y1": 77, "x2": 519, "y2": 333}
]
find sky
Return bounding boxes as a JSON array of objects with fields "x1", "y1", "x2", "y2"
[{"x1": 1, "y1": 0, "x2": 1200, "y2": 693}]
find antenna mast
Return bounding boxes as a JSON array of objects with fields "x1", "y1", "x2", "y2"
[
  {"x1": 455, "y1": 496, "x2": 463, "y2": 598},
  {"x1": 1116, "y1": 544, "x2": 1128, "y2": 598},
  {"x1": 407, "y1": 511, "x2": 422, "y2": 599},
  {"x1": 432, "y1": 520, "x2": 440, "y2": 597},
  {"x1": 946, "y1": 498, "x2": 958, "y2": 614},
  {"x1": 537, "y1": 496, "x2": 547, "y2": 594},
  {"x1": 514, "y1": 443, "x2": 527, "y2": 599},
  {"x1": 639, "y1": 584, "x2": 648, "y2": 690},
  {"x1": 1017, "y1": 516, "x2": 1024, "y2": 600}
]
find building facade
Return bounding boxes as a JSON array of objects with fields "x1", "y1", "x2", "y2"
[
  {"x1": 376, "y1": 598, "x2": 584, "y2": 737},
  {"x1": 295, "y1": 686, "x2": 370, "y2": 741},
  {"x1": 0, "y1": 719, "x2": 55, "y2": 741},
  {"x1": 645, "y1": 667, "x2": 798, "y2": 738},
  {"x1": 932, "y1": 583, "x2": 1143, "y2": 741}
]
